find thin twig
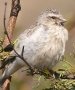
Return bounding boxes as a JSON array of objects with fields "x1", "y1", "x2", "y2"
[
  {"x1": 3, "y1": 1, "x2": 34, "y2": 73},
  {"x1": 3, "y1": 0, "x2": 34, "y2": 74},
  {"x1": 3, "y1": 2, "x2": 34, "y2": 75},
  {"x1": 21, "y1": 46, "x2": 24, "y2": 56},
  {"x1": 4, "y1": 2, "x2": 12, "y2": 45},
  {"x1": 13, "y1": 47, "x2": 34, "y2": 75},
  {"x1": 4, "y1": 15, "x2": 34, "y2": 72}
]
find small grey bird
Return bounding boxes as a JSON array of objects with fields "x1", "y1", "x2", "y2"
[{"x1": 0, "y1": 9, "x2": 68, "y2": 85}]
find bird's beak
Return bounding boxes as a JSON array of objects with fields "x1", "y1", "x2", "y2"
[
  {"x1": 60, "y1": 16, "x2": 67, "y2": 23},
  {"x1": 62, "y1": 18, "x2": 67, "y2": 23}
]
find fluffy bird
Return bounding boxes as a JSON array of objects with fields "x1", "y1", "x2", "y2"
[{"x1": 0, "y1": 9, "x2": 68, "y2": 85}]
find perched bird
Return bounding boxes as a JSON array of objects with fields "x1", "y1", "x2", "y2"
[{"x1": 0, "y1": 9, "x2": 68, "y2": 85}]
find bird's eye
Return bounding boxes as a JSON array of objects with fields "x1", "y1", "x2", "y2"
[
  {"x1": 47, "y1": 16, "x2": 56, "y2": 20},
  {"x1": 61, "y1": 22, "x2": 64, "y2": 26},
  {"x1": 51, "y1": 16, "x2": 56, "y2": 19}
]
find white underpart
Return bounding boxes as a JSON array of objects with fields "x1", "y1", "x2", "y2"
[{"x1": 14, "y1": 24, "x2": 68, "y2": 69}]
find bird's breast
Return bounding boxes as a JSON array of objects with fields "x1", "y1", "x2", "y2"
[{"x1": 14, "y1": 25, "x2": 68, "y2": 69}]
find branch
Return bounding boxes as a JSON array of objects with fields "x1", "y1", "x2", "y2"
[
  {"x1": 13, "y1": 47, "x2": 34, "y2": 75},
  {"x1": 3, "y1": 0, "x2": 21, "y2": 47},
  {"x1": 2, "y1": 0, "x2": 21, "y2": 90},
  {"x1": 10, "y1": 0, "x2": 21, "y2": 17}
]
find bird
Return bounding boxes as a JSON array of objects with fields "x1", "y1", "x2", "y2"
[{"x1": 0, "y1": 9, "x2": 68, "y2": 85}]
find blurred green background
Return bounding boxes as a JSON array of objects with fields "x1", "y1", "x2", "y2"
[{"x1": 0, "y1": 0, "x2": 75, "y2": 90}]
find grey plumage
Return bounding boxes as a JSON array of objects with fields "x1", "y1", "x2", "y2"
[{"x1": 0, "y1": 9, "x2": 68, "y2": 85}]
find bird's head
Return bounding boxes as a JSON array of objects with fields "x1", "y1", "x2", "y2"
[{"x1": 37, "y1": 9, "x2": 66, "y2": 26}]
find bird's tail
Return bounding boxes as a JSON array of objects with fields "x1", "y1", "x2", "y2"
[
  {"x1": 0, "y1": 75, "x2": 11, "y2": 87},
  {"x1": 0, "y1": 56, "x2": 15, "y2": 86},
  {"x1": 0, "y1": 76, "x2": 6, "y2": 86}
]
